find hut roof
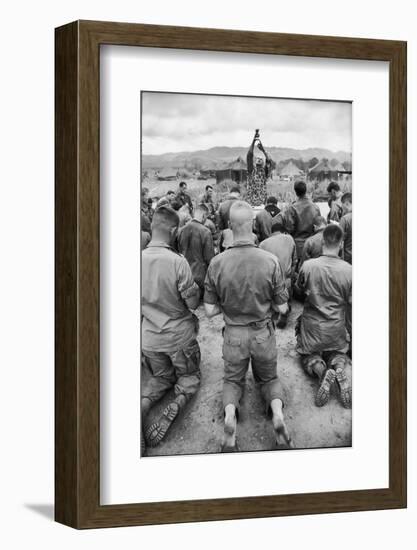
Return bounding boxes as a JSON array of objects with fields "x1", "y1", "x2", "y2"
[
  {"x1": 279, "y1": 160, "x2": 303, "y2": 176},
  {"x1": 329, "y1": 158, "x2": 346, "y2": 171},
  {"x1": 157, "y1": 167, "x2": 178, "y2": 178},
  {"x1": 309, "y1": 159, "x2": 333, "y2": 173},
  {"x1": 177, "y1": 168, "x2": 192, "y2": 178},
  {"x1": 310, "y1": 158, "x2": 346, "y2": 174},
  {"x1": 227, "y1": 156, "x2": 247, "y2": 171},
  {"x1": 200, "y1": 162, "x2": 218, "y2": 171}
]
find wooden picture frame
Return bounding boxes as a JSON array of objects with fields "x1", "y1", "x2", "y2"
[{"x1": 55, "y1": 20, "x2": 407, "y2": 528}]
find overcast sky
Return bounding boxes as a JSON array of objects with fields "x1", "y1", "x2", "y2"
[{"x1": 141, "y1": 92, "x2": 352, "y2": 156}]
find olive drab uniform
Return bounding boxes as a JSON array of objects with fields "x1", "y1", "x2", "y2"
[
  {"x1": 141, "y1": 243, "x2": 201, "y2": 404},
  {"x1": 296, "y1": 254, "x2": 352, "y2": 407},
  {"x1": 283, "y1": 197, "x2": 321, "y2": 260},
  {"x1": 204, "y1": 241, "x2": 289, "y2": 411},
  {"x1": 260, "y1": 232, "x2": 297, "y2": 290},
  {"x1": 300, "y1": 227, "x2": 325, "y2": 267},
  {"x1": 339, "y1": 212, "x2": 352, "y2": 264},
  {"x1": 178, "y1": 219, "x2": 215, "y2": 292}
]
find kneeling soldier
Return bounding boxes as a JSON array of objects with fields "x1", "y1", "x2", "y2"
[
  {"x1": 141, "y1": 207, "x2": 201, "y2": 452},
  {"x1": 204, "y1": 200, "x2": 293, "y2": 451},
  {"x1": 296, "y1": 224, "x2": 352, "y2": 408}
]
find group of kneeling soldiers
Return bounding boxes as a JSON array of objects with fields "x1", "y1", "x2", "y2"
[{"x1": 141, "y1": 179, "x2": 352, "y2": 453}]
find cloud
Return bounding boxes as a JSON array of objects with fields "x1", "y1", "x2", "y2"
[{"x1": 141, "y1": 92, "x2": 351, "y2": 154}]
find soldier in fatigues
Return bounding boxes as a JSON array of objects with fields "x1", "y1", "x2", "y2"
[
  {"x1": 339, "y1": 192, "x2": 352, "y2": 264},
  {"x1": 327, "y1": 181, "x2": 343, "y2": 222},
  {"x1": 296, "y1": 224, "x2": 352, "y2": 409},
  {"x1": 178, "y1": 204, "x2": 215, "y2": 299},
  {"x1": 300, "y1": 215, "x2": 327, "y2": 267},
  {"x1": 204, "y1": 200, "x2": 293, "y2": 451},
  {"x1": 141, "y1": 207, "x2": 201, "y2": 452},
  {"x1": 283, "y1": 180, "x2": 321, "y2": 262},
  {"x1": 260, "y1": 217, "x2": 297, "y2": 328}
]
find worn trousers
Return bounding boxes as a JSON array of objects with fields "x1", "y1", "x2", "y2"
[
  {"x1": 142, "y1": 339, "x2": 201, "y2": 404},
  {"x1": 222, "y1": 321, "x2": 284, "y2": 412}
]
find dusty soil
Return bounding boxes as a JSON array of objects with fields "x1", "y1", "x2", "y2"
[{"x1": 143, "y1": 301, "x2": 352, "y2": 457}]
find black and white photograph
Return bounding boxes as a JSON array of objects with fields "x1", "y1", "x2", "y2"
[
  {"x1": 140, "y1": 91, "x2": 352, "y2": 457},
  {"x1": 0, "y1": 0, "x2": 411, "y2": 541}
]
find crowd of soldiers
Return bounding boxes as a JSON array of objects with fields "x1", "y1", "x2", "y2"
[{"x1": 140, "y1": 177, "x2": 352, "y2": 454}]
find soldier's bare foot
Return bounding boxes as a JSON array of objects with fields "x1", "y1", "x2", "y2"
[
  {"x1": 271, "y1": 399, "x2": 294, "y2": 448},
  {"x1": 222, "y1": 404, "x2": 237, "y2": 451}
]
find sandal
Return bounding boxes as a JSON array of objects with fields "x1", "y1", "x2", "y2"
[{"x1": 145, "y1": 402, "x2": 180, "y2": 447}]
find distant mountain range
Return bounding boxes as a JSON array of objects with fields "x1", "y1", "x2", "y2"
[{"x1": 142, "y1": 146, "x2": 352, "y2": 170}]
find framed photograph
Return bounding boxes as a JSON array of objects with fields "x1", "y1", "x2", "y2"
[{"x1": 55, "y1": 20, "x2": 406, "y2": 528}]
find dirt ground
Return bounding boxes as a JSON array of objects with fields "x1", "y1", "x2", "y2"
[{"x1": 143, "y1": 300, "x2": 352, "y2": 457}]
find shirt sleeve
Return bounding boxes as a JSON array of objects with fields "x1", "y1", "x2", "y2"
[
  {"x1": 247, "y1": 148, "x2": 254, "y2": 174},
  {"x1": 141, "y1": 212, "x2": 151, "y2": 233},
  {"x1": 177, "y1": 226, "x2": 185, "y2": 253},
  {"x1": 141, "y1": 231, "x2": 151, "y2": 251},
  {"x1": 265, "y1": 153, "x2": 273, "y2": 180},
  {"x1": 301, "y1": 239, "x2": 310, "y2": 264},
  {"x1": 203, "y1": 230, "x2": 215, "y2": 266},
  {"x1": 296, "y1": 264, "x2": 308, "y2": 293},
  {"x1": 291, "y1": 240, "x2": 298, "y2": 272},
  {"x1": 345, "y1": 269, "x2": 352, "y2": 305},
  {"x1": 339, "y1": 216, "x2": 347, "y2": 260},
  {"x1": 177, "y1": 257, "x2": 199, "y2": 301},
  {"x1": 261, "y1": 211, "x2": 272, "y2": 239},
  {"x1": 217, "y1": 204, "x2": 227, "y2": 231},
  {"x1": 271, "y1": 259, "x2": 289, "y2": 305},
  {"x1": 186, "y1": 194, "x2": 193, "y2": 213},
  {"x1": 346, "y1": 277, "x2": 352, "y2": 335},
  {"x1": 203, "y1": 264, "x2": 219, "y2": 305}
]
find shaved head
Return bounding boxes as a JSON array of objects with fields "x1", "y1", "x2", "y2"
[
  {"x1": 194, "y1": 203, "x2": 209, "y2": 223},
  {"x1": 323, "y1": 224, "x2": 343, "y2": 250},
  {"x1": 152, "y1": 206, "x2": 179, "y2": 231},
  {"x1": 229, "y1": 201, "x2": 254, "y2": 238},
  {"x1": 151, "y1": 206, "x2": 180, "y2": 246}
]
